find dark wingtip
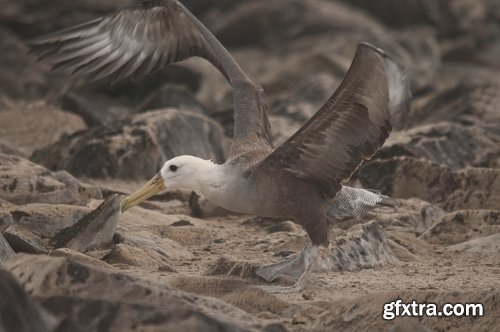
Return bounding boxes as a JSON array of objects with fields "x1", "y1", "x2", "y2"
[
  {"x1": 358, "y1": 42, "x2": 412, "y2": 130},
  {"x1": 358, "y1": 41, "x2": 388, "y2": 58}
]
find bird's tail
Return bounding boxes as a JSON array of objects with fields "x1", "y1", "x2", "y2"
[
  {"x1": 365, "y1": 189, "x2": 398, "y2": 207},
  {"x1": 378, "y1": 194, "x2": 398, "y2": 207},
  {"x1": 327, "y1": 186, "x2": 398, "y2": 221}
]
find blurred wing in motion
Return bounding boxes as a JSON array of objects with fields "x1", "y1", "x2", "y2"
[
  {"x1": 31, "y1": 1, "x2": 222, "y2": 83},
  {"x1": 255, "y1": 42, "x2": 411, "y2": 198},
  {"x1": 31, "y1": 0, "x2": 273, "y2": 154}
]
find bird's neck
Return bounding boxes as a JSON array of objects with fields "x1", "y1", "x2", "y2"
[{"x1": 191, "y1": 160, "x2": 226, "y2": 196}]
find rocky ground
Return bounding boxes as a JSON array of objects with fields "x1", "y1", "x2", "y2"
[{"x1": 1, "y1": 0, "x2": 500, "y2": 331}]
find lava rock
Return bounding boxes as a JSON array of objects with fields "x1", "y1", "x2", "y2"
[
  {"x1": 40, "y1": 295, "x2": 257, "y2": 332},
  {"x1": 0, "y1": 28, "x2": 48, "y2": 101},
  {"x1": 0, "y1": 209, "x2": 14, "y2": 233},
  {"x1": 0, "y1": 0, "x2": 133, "y2": 38},
  {"x1": 254, "y1": 221, "x2": 397, "y2": 283},
  {"x1": 211, "y1": 0, "x2": 392, "y2": 48},
  {"x1": 51, "y1": 194, "x2": 120, "y2": 252},
  {"x1": 351, "y1": 0, "x2": 500, "y2": 68},
  {"x1": 158, "y1": 223, "x2": 212, "y2": 247},
  {"x1": 0, "y1": 140, "x2": 28, "y2": 158},
  {"x1": 207, "y1": 256, "x2": 262, "y2": 281},
  {"x1": 105, "y1": 231, "x2": 193, "y2": 269},
  {"x1": 60, "y1": 91, "x2": 134, "y2": 127},
  {"x1": 32, "y1": 109, "x2": 228, "y2": 180},
  {"x1": 387, "y1": 231, "x2": 432, "y2": 262},
  {"x1": 105, "y1": 243, "x2": 174, "y2": 269},
  {"x1": 356, "y1": 157, "x2": 500, "y2": 211},
  {"x1": 322, "y1": 221, "x2": 397, "y2": 272},
  {"x1": 136, "y1": 83, "x2": 207, "y2": 114},
  {"x1": 0, "y1": 199, "x2": 14, "y2": 209},
  {"x1": 0, "y1": 102, "x2": 86, "y2": 155},
  {"x1": 408, "y1": 82, "x2": 500, "y2": 128},
  {"x1": 0, "y1": 154, "x2": 102, "y2": 205},
  {"x1": 375, "y1": 123, "x2": 500, "y2": 169},
  {"x1": 50, "y1": 248, "x2": 115, "y2": 270},
  {"x1": 0, "y1": 268, "x2": 56, "y2": 332},
  {"x1": 3, "y1": 224, "x2": 49, "y2": 254},
  {"x1": 170, "y1": 275, "x2": 291, "y2": 316},
  {"x1": 0, "y1": 203, "x2": 97, "y2": 255},
  {"x1": 0, "y1": 233, "x2": 15, "y2": 263},
  {"x1": 448, "y1": 234, "x2": 500, "y2": 253},
  {"x1": 210, "y1": 0, "x2": 439, "y2": 91},
  {"x1": 0, "y1": 203, "x2": 90, "y2": 238},
  {"x1": 180, "y1": 0, "x2": 246, "y2": 16},
  {"x1": 5, "y1": 254, "x2": 283, "y2": 331},
  {"x1": 312, "y1": 289, "x2": 499, "y2": 331},
  {"x1": 341, "y1": 0, "x2": 490, "y2": 33},
  {"x1": 420, "y1": 210, "x2": 500, "y2": 245},
  {"x1": 59, "y1": 65, "x2": 203, "y2": 127}
]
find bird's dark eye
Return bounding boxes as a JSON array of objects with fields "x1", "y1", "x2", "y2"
[{"x1": 169, "y1": 165, "x2": 178, "y2": 172}]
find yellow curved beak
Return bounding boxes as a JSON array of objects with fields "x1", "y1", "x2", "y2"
[{"x1": 120, "y1": 173, "x2": 166, "y2": 213}]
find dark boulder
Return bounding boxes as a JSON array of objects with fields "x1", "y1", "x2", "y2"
[
  {"x1": 0, "y1": 268, "x2": 56, "y2": 332},
  {"x1": 32, "y1": 109, "x2": 228, "y2": 180},
  {"x1": 59, "y1": 65, "x2": 202, "y2": 127},
  {"x1": 375, "y1": 123, "x2": 500, "y2": 169},
  {"x1": 355, "y1": 157, "x2": 500, "y2": 211}
]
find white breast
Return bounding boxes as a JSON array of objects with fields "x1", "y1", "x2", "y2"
[{"x1": 198, "y1": 170, "x2": 254, "y2": 214}]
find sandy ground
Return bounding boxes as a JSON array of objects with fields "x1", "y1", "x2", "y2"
[
  {"x1": 1, "y1": 0, "x2": 500, "y2": 330},
  {"x1": 93, "y1": 197, "x2": 500, "y2": 331}
]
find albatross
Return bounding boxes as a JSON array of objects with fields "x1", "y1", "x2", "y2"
[{"x1": 31, "y1": 0, "x2": 410, "y2": 293}]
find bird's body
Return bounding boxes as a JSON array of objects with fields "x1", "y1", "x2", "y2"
[
  {"x1": 32, "y1": 0, "x2": 410, "y2": 292},
  {"x1": 163, "y1": 155, "x2": 395, "y2": 247},
  {"x1": 161, "y1": 155, "x2": 330, "y2": 241}
]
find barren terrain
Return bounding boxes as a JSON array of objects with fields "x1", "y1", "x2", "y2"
[{"x1": 1, "y1": 0, "x2": 499, "y2": 331}]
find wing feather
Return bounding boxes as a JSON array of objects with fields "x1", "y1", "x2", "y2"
[
  {"x1": 254, "y1": 43, "x2": 411, "y2": 197},
  {"x1": 31, "y1": 0, "x2": 273, "y2": 155}
]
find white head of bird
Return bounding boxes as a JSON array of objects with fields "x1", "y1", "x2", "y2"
[{"x1": 120, "y1": 155, "x2": 218, "y2": 212}]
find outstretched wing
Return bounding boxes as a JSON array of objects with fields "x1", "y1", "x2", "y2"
[
  {"x1": 254, "y1": 43, "x2": 411, "y2": 198},
  {"x1": 31, "y1": 0, "x2": 273, "y2": 157}
]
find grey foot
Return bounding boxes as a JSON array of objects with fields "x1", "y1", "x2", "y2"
[
  {"x1": 255, "y1": 252, "x2": 306, "y2": 283},
  {"x1": 257, "y1": 243, "x2": 318, "y2": 294},
  {"x1": 258, "y1": 274, "x2": 309, "y2": 293}
]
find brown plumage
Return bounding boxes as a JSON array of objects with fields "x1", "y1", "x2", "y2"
[
  {"x1": 30, "y1": 0, "x2": 273, "y2": 157},
  {"x1": 31, "y1": 0, "x2": 410, "y2": 292}
]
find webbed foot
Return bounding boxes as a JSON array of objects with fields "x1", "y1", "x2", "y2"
[{"x1": 257, "y1": 243, "x2": 319, "y2": 294}]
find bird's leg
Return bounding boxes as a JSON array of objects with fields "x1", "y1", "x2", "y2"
[
  {"x1": 256, "y1": 240, "x2": 312, "y2": 283},
  {"x1": 257, "y1": 242, "x2": 322, "y2": 294}
]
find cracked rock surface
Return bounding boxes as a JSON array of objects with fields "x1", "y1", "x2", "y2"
[{"x1": 1, "y1": 0, "x2": 499, "y2": 331}]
